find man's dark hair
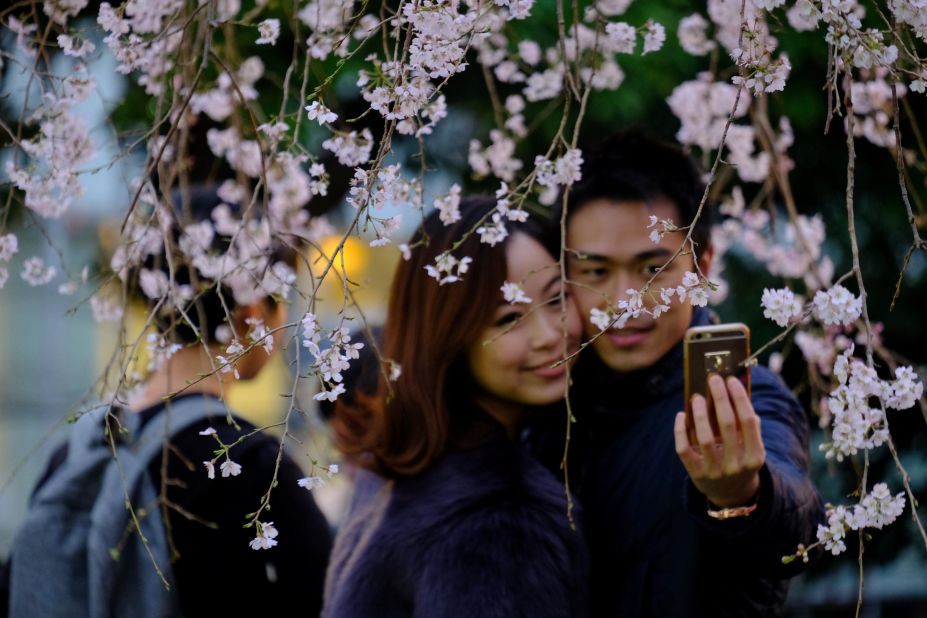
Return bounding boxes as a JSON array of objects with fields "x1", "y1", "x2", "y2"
[
  {"x1": 132, "y1": 184, "x2": 295, "y2": 345},
  {"x1": 566, "y1": 129, "x2": 711, "y2": 257}
]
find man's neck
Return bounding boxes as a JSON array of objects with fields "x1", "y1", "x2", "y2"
[{"x1": 129, "y1": 344, "x2": 228, "y2": 411}]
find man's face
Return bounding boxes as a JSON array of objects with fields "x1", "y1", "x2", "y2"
[{"x1": 567, "y1": 197, "x2": 713, "y2": 373}]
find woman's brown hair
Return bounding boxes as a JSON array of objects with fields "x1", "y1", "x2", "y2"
[{"x1": 333, "y1": 196, "x2": 553, "y2": 476}]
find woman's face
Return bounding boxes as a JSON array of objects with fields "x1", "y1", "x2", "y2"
[{"x1": 467, "y1": 232, "x2": 581, "y2": 421}]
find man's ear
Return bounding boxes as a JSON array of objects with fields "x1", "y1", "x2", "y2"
[{"x1": 697, "y1": 243, "x2": 715, "y2": 278}]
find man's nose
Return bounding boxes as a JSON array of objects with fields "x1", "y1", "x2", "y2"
[{"x1": 608, "y1": 271, "x2": 638, "y2": 306}]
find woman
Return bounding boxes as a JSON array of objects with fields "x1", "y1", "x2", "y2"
[
  {"x1": 324, "y1": 197, "x2": 588, "y2": 617},
  {"x1": 4, "y1": 185, "x2": 332, "y2": 618}
]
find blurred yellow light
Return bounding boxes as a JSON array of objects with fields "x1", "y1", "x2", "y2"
[{"x1": 316, "y1": 234, "x2": 369, "y2": 281}]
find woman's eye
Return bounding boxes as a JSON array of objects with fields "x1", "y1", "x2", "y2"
[
  {"x1": 547, "y1": 290, "x2": 568, "y2": 306},
  {"x1": 493, "y1": 311, "x2": 521, "y2": 327}
]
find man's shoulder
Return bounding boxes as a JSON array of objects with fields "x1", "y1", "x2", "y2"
[{"x1": 750, "y1": 365, "x2": 800, "y2": 410}]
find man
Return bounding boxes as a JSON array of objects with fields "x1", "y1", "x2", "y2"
[{"x1": 536, "y1": 130, "x2": 823, "y2": 616}]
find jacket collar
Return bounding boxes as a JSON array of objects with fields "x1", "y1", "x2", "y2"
[{"x1": 574, "y1": 307, "x2": 716, "y2": 413}]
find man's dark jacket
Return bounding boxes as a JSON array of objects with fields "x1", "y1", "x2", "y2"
[{"x1": 530, "y1": 309, "x2": 824, "y2": 617}]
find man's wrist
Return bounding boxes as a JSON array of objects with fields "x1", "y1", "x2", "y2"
[
  {"x1": 704, "y1": 473, "x2": 761, "y2": 509},
  {"x1": 706, "y1": 501, "x2": 758, "y2": 520}
]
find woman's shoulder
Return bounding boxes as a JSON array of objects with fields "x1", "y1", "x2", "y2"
[
  {"x1": 386, "y1": 441, "x2": 579, "y2": 545},
  {"x1": 328, "y1": 444, "x2": 588, "y2": 617},
  {"x1": 391, "y1": 444, "x2": 588, "y2": 616}
]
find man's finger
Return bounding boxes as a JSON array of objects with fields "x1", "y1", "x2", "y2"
[
  {"x1": 674, "y1": 412, "x2": 699, "y2": 469},
  {"x1": 728, "y1": 376, "x2": 765, "y2": 468},
  {"x1": 691, "y1": 395, "x2": 720, "y2": 469},
  {"x1": 709, "y1": 374, "x2": 739, "y2": 467}
]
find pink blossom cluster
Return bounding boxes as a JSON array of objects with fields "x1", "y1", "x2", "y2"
[
  {"x1": 667, "y1": 75, "x2": 781, "y2": 184},
  {"x1": 97, "y1": 2, "x2": 186, "y2": 96},
  {"x1": 5, "y1": 71, "x2": 96, "y2": 221},
  {"x1": 822, "y1": 346, "x2": 923, "y2": 461},
  {"x1": 849, "y1": 69, "x2": 908, "y2": 148},
  {"x1": 817, "y1": 483, "x2": 906, "y2": 555},
  {"x1": 760, "y1": 287, "x2": 804, "y2": 327},
  {"x1": 425, "y1": 251, "x2": 473, "y2": 285},
  {"x1": 712, "y1": 190, "x2": 831, "y2": 301},
  {"x1": 588, "y1": 271, "x2": 710, "y2": 333},
  {"x1": 347, "y1": 164, "x2": 421, "y2": 247},
  {"x1": 0, "y1": 234, "x2": 19, "y2": 290},
  {"x1": 301, "y1": 314, "x2": 366, "y2": 403}
]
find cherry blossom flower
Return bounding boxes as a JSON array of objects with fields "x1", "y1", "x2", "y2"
[
  {"x1": 146, "y1": 333, "x2": 182, "y2": 372},
  {"x1": 761, "y1": 287, "x2": 804, "y2": 327},
  {"x1": 501, "y1": 282, "x2": 532, "y2": 304},
  {"x1": 885, "y1": 366, "x2": 924, "y2": 410},
  {"x1": 322, "y1": 129, "x2": 373, "y2": 167},
  {"x1": 816, "y1": 506, "x2": 848, "y2": 555},
  {"x1": 305, "y1": 100, "x2": 338, "y2": 125},
  {"x1": 90, "y1": 295, "x2": 124, "y2": 323},
  {"x1": 57, "y1": 34, "x2": 96, "y2": 57},
  {"x1": 518, "y1": 40, "x2": 541, "y2": 65},
  {"x1": 203, "y1": 461, "x2": 216, "y2": 480},
  {"x1": 812, "y1": 285, "x2": 862, "y2": 326},
  {"x1": 477, "y1": 214, "x2": 509, "y2": 246},
  {"x1": 0, "y1": 234, "x2": 19, "y2": 262},
  {"x1": 220, "y1": 459, "x2": 243, "y2": 477},
  {"x1": 469, "y1": 130, "x2": 523, "y2": 181},
  {"x1": 256, "y1": 18, "x2": 280, "y2": 45},
  {"x1": 523, "y1": 68, "x2": 563, "y2": 102},
  {"x1": 642, "y1": 20, "x2": 666, "y2": 54},
  {"x1": 21, "y1": 257, "x2": 56, "y2": 287},
  {"x1": 857, "y1": 483, "x2": 906, "y2": 529},
  {"x1": 677, "y1": 14, "x2": 715, "y2": 56},
  {"x1": 816, "y1": 484, "x2": 906, "y2": 556},
  {"x1": 605, "y1": 22, "x2": 636, "y2": 54},
  {"x1": 249, "y1": 521, "x2": 279, "y2": 550},
  {"x1": 435, "y1": 184, "x2": 462, "y2": 225},
  {"x1": 753, "y1": 0, "x2": 786, "y2": 10},
  {"x1": 298, "y1": 476, "x2": 326, "y2": 491},
  {"x1": 590, "y1": 307, "x2": 618, "y2": 332},
  {"x1": 425, "y1": 252, "x2": 473, "y2": 285},
  {"x1": 246, "y1": 317, "x2": 274, "y2": 355},
  {"x1": 595, "y1": 0, "x2": 633, "y2": 17},
  {"x1": 786, "y1": 0, "x2": 821, "y2": 31},
  {"x1": 314, "y1": 383, "x2": 346, "y2": 402},
  {"x1": 43, "y1": 0, "x2": 88, "y2": 25},
  {"x1": 495, "y1": 0, "x2": 534, "y2": 20}
]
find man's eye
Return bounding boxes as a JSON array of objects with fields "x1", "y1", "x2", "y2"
[
  {"x1": 580, "y1": 267, "x2": 608, "y2": 278},
  {"x1": 642, "y1": 264, "x2": 663, "y2": 276}
]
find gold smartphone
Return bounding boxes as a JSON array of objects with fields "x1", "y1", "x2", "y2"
[{"x1": 684, "y1": 323, "x2": 751, "y2": 423}]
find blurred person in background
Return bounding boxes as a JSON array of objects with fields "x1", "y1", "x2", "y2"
[{"x1": 2, "y1": 185, "x2": 332, "y2": 617}]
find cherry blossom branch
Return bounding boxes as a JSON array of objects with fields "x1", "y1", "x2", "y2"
[{"x1": 888, "y1": 76, "x2": 927, "y2": 311}]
